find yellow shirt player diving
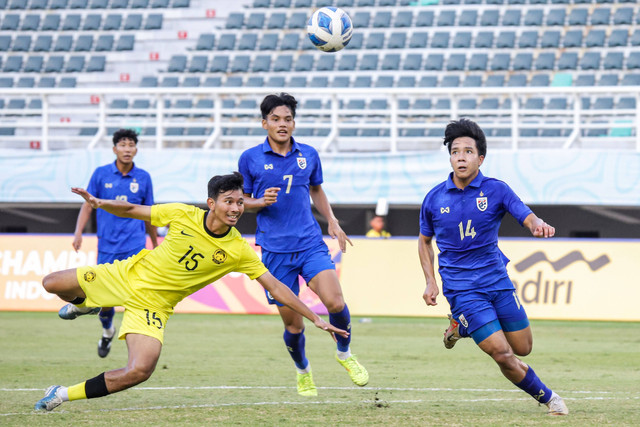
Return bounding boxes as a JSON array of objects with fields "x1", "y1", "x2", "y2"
[{"x1": 76, "y1": 203, "x2": 268, "y2": 344}]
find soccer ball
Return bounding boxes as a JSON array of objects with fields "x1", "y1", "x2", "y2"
[{"x1": 307, "y1": 7, "x2": 353, "y2": 52}]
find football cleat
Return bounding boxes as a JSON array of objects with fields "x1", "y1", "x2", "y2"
[
  {"x1": 336, "y1": 354, "x2": 369, "y2": 386},
  {"x1": 98, "y1": 328, "x2": 116, "y2": 358},
  {"x1": 545, "y1": 392, "x2": 569, "y2": 415},
  {"x1": 58, "y1": 303, "x2": 101, "y2": 320},
  {"x1": 443, "y1": 314, "x2": 461, "y2": 349},
  {"x1": 34, "y1": 385, "x2": 64, "y2": 411},
  {"x1": 296, "y1": 371, "x2": 318, "y2": 397}
]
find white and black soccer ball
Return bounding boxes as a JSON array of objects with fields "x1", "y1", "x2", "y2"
[{"x1": 307, "y1": 7, "x2": 353, "y2": 52}]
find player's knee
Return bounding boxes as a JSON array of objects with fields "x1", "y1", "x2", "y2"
[
  {"x1": 324, "y1": 299, "x2": 345, "y2": 313},
  {"x1": 513, "y1": 343, "x2": 532, "y2": 357},
  {"x1": 491, "y1": 348, "x2": 516, "y2": 367},
  {"x1": 42, "y1": 273, "x2": 59, "y2": 294},
  {"x1": 127, "y1": 365, "x2": 155, "y2": 385}
]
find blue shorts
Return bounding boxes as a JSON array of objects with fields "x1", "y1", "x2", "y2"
[
  {"x1": 445, "y1": 277, "x2": 530, "y2": 344},
  {"x1": 98, "y1": 246, "x2": 145, "y2": 265},
  {"x1": 261, "y1": 241, "x2": 335, "y2": 306}
]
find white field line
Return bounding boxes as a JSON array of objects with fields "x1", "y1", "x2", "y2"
[{"x1": 1, "y1": 395, "x2": 639, "y2": 418}]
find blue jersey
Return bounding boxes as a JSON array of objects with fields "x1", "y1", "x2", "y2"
[
  {"x1": 86, "y1": 161, "x2": 154, "y2": 254},
  {"x1": 238, "y1": 137, "x2": 324, "y2": 253},
  {"x1": 419, "y1": 171, "x2": 532, "y2": 292}
]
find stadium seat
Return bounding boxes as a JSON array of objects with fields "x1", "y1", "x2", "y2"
[
  {"x1": 1, "y1": 14, "x2": 20, "y2": 31},
  {"x1": 631, "y1": 30, "x2": 640, "y2": 47},
  {"x1": 415, "y1": 11, "x2": 434, "y2": 26},
  {"x1": 529, "y1": 74, "x2": 549, "y2": 86},
  {"x1": 308, "y1": 76, "x2": 328, "y2": 88},
  {"x1": 12, "y1": 35, "x2": 31, "y2": 52},
  {"x1": 478, "y1": 97, "x2": 499, "y2": 110},
  {"x1": 238, "y1": 34, "x2": 258, "y2": 50},
  {"x1": 403, "y1": 53, "x2": 421, "y2": 70},
  {"x1": 475, "y1": 32, "x2": 493, "y2": 48},
  {"x1": 273, "y1": 0, "x2": 291, "y2": 6},
  {"x1": 74, "y1": 35, "x2": 93, "y2": 52},
  {"x1": 627, "y1": 52, "x2": 640, "y2": 69},
  {"x1": 453, "y1": 32, "x2": 471, "y2": 48},
  {"x1": 30, "y1": 0, "x2": 49, "y2": 8},
  {"x1": 563, "y1": 30, "x2": 583, "y2": 48},
  {"x1": 62, "y1": 14, "x2": 81, "y2": 31},
  {"x1": 182, "y1": 76, "x2": 200, "y2": 87},
  {"x1": 418, "y1": 76, "x2": 438, "y2": 88},
  {"x1": 617, "y1": 97, "x2": 636, "y2": 109},
  {"x1": 459, "y1": 10, "x2": 477, "y2": 26},
  {"x1": 70, "y1": 0, "x2": 88, "y2": 7},
  {"x1": 110, "y1": 0, "x2": 129, "y2": 7},
  {"x1": 21, "y1": 14, "x2": 40, "y2": 31},
  {"x1": 53, "y1": 35, "x2": 72, "y2": 51},
  {"x1": 161, "y1": 77, "x2": 179, "y2": 87},
  {"x1": 337, "y1": 54, "x2": 357, "y2": 71},
  {"x1": 424, "y1": 53, "x2": 444, "y2": 70},
  {"x1": 396, "y1": 76, "x2": 415, "y2": 87},
  {"x1": 24, "y1": 55, "x2": 43, "y2": 72},
  {"x1": 217, "y1": 34, "x2": 236, "y2": 50},
  {"x1": 358, "y1": 54, "x2": 378, "y2": 70},
  {"x1": 603, "y1": 52, "x2": 623, "y2": 70},
  {"x1": 387, "y1": 32, "x2": 406, "y2": 49},
  {"x1": 103, "y1": 14, "x2": 122, "y2": 30},
  {"x1": 226, "y1": 13, "x2": 243, "y2": 29},
  {"x1": 353, "y1": 76, "x2": 372, "y2": 87},
  {"x1": 86, "y1": 55, "x2": 105, "y2": 72},
  {"x1": 375, "y1": 76, "x2": 394, "y2": 88},
  {"x1": 608, "y1": 29, "x2": 628, "y2": 47},
  {"x1": 524, "y1": 9, "x2": 543, "y2": 26},
  {"x1": 287, "y1": 12, "x2": 306, "y2": 29},
  {"x1": 65, "y1": 56, "x2": 84, "y2": 72},
  {"x1": 408, "y1": 32, "x2": 428, "y2": 48},
  {"x1": 496, "y1": 31, "x2": 515, "y2": 48},
  {"x1": 547, "y1": 98, "x2": 567, "y2": 110},
  {"x1": 145, "y1": 14, "x2": 163, "y2": 30},
  {"x1": 151, "y1": 0, "x2": 169, "y2": 6},
  {"x1": 568, "y1": 9, "x2": 588, "y2": 25},
  {"x1": 224, "y1": 76, "x2": 243, "y2": 87},
  {"x1": 580, "y1": 52, "x2": 600, "y2": 70},
  {"x1": 458, "y1": 98, "x2": 477, "y2": 110},
  {"x1": 574, "y1": 74, "x2": 595, "y2": 86},
  {"x1": 431, "y1": 32, "x2": 449, "y2": 48},
  {"x1": 131, "y1": 0, "x2": 149, "y2": 7},
  {"x1": 373, "y1": 11, "x2": 391, "y2": 27},
  {"x1": 585, "y1": 30, "x2": 605, "y2": 47},
  {"x1": 82, "y1": 14, "x2": 101, "y2": 31},
  {"x1": 598, "y1": 74, "x2": 618, "y2": 86},
  {"x1": 541, "y1": 30, "x2": 561, "y2": 48},
  {"x1": 0, "y1": 36, "x2": 10, "y2": 51},
  {"x1": 331, "y1": 76, "x2": 350, "y2": 88},
  {"x1": 267, "y1": 13, "x2": 286, "y2": 29},
  {"x1": 394, "y1": 11, "x2": 413, "y2": 27},
  {"x1": 621, "y1": 74, "x2": 640, "y2": 86},
  {"x1": 485, "y1": 74, "x2": 505, "y2": 87},
  {"x1": 557, "y1": 52, "x2": 578, "y2": 70},
  {"x1": 252, "y1": 55, "x2": 271, "y2": 72},
  {"x1": 437, "y1": 10, "x2": 456, "y2": 26},
  {"x1": 0, "y1": 77, "x2": 13, "y2": 88},
  {"x1": 613, "y1": 7, "x2": 633, "y2": 25},
  {"x1": 490, "y1": 53, "x2": 510, "y2": 71},
  {"x1": 590, "y1": 7, "x2": 610, "y2": 25},
  {"x1": 352, "y1": 11, "x2": 370, "y2": 28},
  {"x1": 535, "y1": 52, "x2": 555, "y2": 70},
  {"x1": 592, "y1": 97, "x2": 614, "y2": 110},
  {"x1": 195, "y1": 34, "x2": 215, "y2": 50},
  {"x1": 518, "y1": 31, "x2": 537, "y2": 48},
  {"x1": 316, "y1": 54, "x2": 335, "y2": 71},
  {"x1": 513, "y1": 53, "x2": 533, "y2": 70},
  {"x1": 280, "y1": 33, "x2": 299, "y2": 50},
  {"x1": 202, "y1": 76, "x2": 221, "y2": 87},
  {"x1": 545, "y1": 9, "x2": 565, "y2": 26},
  {"x1": 365, "y1": 33, "x2": 385, "y2": 50},
  {"x1": 139, "y1": 76, "x2": 158, "y2": 87},
  {"x1": 92, "y1": 34, "x2": 113, "y2": 51},
  {"x1": 188, "y1": 55, "x2": 208, "y2": 72},
  {"x1": 246, "y1": 12, "x2": 265, "y2": 29},
  {"x1": 124, "y1": 14, "x2": 142, "y2": 30},
  {"x1": 49, "y1": 0, "x2": 68, "y2": 8},
  {"x1": 446, "y1": 53, "x2": 465, "y2": 71},
  {"x1": 294, "y1": 54, "x2": 313, "y2": 72},
  {"x1": 381, "y1": 53, "x2": 400, "y2": 70},
  {"x1": 273, "y1": 54, "x2": 292, "y2": 72},
  {"x1": 507, "y1": 74, "x2": 527, "y2": 86},
  {"x1": 502, "y1": 9, "x2": 521, "y2": 26},
  {"x1": 3, "y1": 56, "x2": 22, "y2": 72},
  {"x1": 468, "y1": 53, "x2": 487, "y2": 70},
  {"x1": 115, "y1": 35, "x2": 134, "y2": 51},
  {"x1": 462, "y1": 75, "x2": 482, "y2": 87},
  {"x1": 167, "y1": 55, "x2": 186, "y2": 72},
  {"x1": 230, "y1": 55, "x2": 250, "y2": 72},
  {"x1": 44, "y1": 56, "x2": 64, "y2": 72},
  {"x1": 8, "y1": 0, "x2": 27, "y2": 7}
]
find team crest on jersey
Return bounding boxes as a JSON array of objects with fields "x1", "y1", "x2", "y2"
[
  {"x1": 212, "y1": 249, "x2": 227, "y2": 264},
  {"x1": 476, "y1": 197, "x2": 487, "y2": 212},
  {"x1": 84, "y1": 269, "x2": 96, "y2": 283},
  {"x1": 297, "y1": 157, "x2": 307, "y2": 169},
  {"x1": 458, "y1": 313, "x2": 468, "y2": 328},
  {"x1": 130, "y1": 180, "x2": 139, "y2": 193}
]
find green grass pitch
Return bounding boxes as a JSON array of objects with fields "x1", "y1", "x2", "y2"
[{"x1": 1, "y1": 312, "x2": 638, "y2": 426}]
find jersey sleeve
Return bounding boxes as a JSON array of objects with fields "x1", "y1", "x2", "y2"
[
  {"x1": 236, "y1": 239, "x2": 269, "y2": 280},
  {"x1": 150, "y1": 203, "x2": 188, "y2": 228},
  {"x1": 142, "y1": 172, "x2": 155, "y2": 206},
  {"x1": 501, "y1": 183, "x2": 533, "y2": 226},
  {"x1": 238, "y1": 152, "x2": 255, "y2": 196},
  {"x1": 419, "y1": 193, "x2": 434, "y2": 237},
  {"x1": 86, "y1": 169, "x2": 100, "y2": 196},
  {"x1": 309, "y1": 148, "x2": 323, "y2": 186}
]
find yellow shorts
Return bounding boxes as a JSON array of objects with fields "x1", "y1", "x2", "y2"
[{"x1": 76, "y1": 259, "x2": 171, "y2": 344}]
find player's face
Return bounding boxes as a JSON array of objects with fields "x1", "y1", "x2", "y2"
[
  {"x1": 210, "y1": 189, "x2": 244, "y2": 228},
  {"x1": 449, "y1": 137, "x2": 484, "y2": 184},
  {"x1": 262, "y1": 105, "x2": 295, "y2": 145},
  {"x1": 113, "y1": 137, "x2": 137, "y2": 166}
]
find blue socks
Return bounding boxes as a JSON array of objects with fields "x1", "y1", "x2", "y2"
[
  {"x1": 283, "y1": 329, "x2": 308, "y2": 370},
  {"x1": 329, "y1": 305, "x2": 352, "y2": 352},
  {"x1": 515, "y1": 366, "x2": 553, "y2": 403},
  {"x1": 99, "y1": 308, "x2": 115, "y2": 330}
]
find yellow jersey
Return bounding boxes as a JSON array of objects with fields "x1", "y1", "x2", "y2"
[
  {"x1": 365, "y1": 229, "x2": 391, "y2": 238},
  {"x1": 127, "y1": 203, "x2": 267, "y2": 309}
]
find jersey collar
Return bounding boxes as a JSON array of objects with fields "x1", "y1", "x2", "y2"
[
  {"x1": 203, "y1": 211, "x2": 232, "y2": 238},
  {"x1": 110, "y1": 160, "x2": 137, "y2": 177},
  {"x1": 446, "y1": 171, "x2": 485, "y2": 191},
  {"x1": 261, "y1": 137, "x2": 300, "y2": 157}
]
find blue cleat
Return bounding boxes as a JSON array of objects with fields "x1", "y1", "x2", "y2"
[
  {"x1": 58, "y1": 303, "x2": 101, "y2": 320},
  {"x1": 34, "y1": 385, "x2": 63, "y2": 411}
]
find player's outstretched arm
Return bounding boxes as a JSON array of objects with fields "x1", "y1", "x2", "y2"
[
  {"x1": 418, "y1": 234, "x2": 439, "y2": 306},
  {"x1": 523, "y1": 213, "x2": 555, "y2": 238},
  {"x1": 242, "y1": 188, "x2": 280, "y2": 213},
  {"x1": 71, "y1": 188, "x2": 152, "y2": 222},
  {"x1": 256, "y1": 272, "x2": 348, "y2": 340}
]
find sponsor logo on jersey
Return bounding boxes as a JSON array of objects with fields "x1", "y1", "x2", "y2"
[
  {"x1": 476, "y1": 197, "x2": 487, "y2": 212},
  {"x1": 105, "y1": 183, "x2": 113, "y2": 188},
  {"x1": 458, "y1": 313, "x2": 468, "y2": 328},
  {"x1": 130, "y1": 180, "x2": 139, "y2": 193},
  {"x1": 297, "y1": 157, "x2": 307, "y2": 169},
  {"x1": 84, "y1": 269, "x2": 96, "y2": 283},
  {"x1": 440, "y1": 207, "x2": 450, "y2": 214},
  {"x1": 181, "y1": 230, "x2": 194, "y2": 237},
  {"x1": 212, "y1": 249, "x2": 227, "y2": 265},
  {"x1": 264, "y1": 164, "x2": 273, "y2": 170}
]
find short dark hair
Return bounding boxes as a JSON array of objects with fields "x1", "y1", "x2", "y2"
[
  {"x1": 112, "y1": 128, "x2": 138, "y2": 146},
  {"x1": 443, "y1": 118, "x2": 487, "y2": 157},
  {"x1": 207, "y1": 172, "x2": 244, "y2": 200},
  {"x1": 260, "y1": 93, "x2": 297, "y2": 119}
]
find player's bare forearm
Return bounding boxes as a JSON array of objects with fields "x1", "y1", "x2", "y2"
[
  {"x1": 523, "y1": 213, "x2": 555, "y2": 238},
  {"x1": 418, "y1": 234, "x2": 439, "y2": 306},
  {"x1": 310, "y1": 185, "x2": 353, "y2": 251},
  {"x1": 242, "y1": 188, "x2": 280, "y2": 213},
  {"x1": 72, "y1": 202, "x2": 93, "y2": 251},
  {"x1": 71, "y1": 188, "x2": 151, "y2": 221}
]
